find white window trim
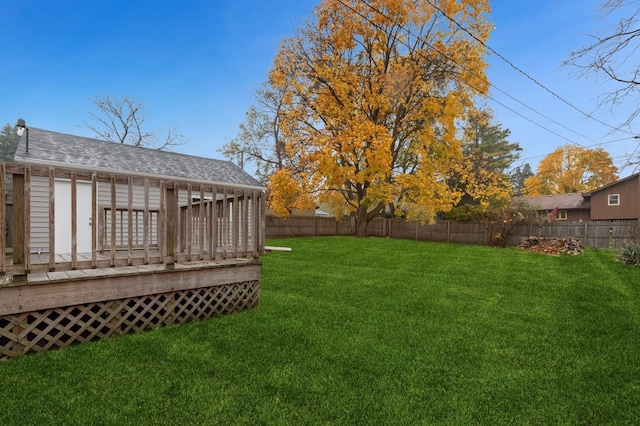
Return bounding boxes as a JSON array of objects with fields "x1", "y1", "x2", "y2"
[
  {"x1": 608, "y1": 194, "x2": 620, "y2": 206},
  {"x1": 557, "y1": 210, "x2": 567, "y2": 220}
]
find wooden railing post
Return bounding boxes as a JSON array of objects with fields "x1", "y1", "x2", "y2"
[
  {"x1": 0, "y1": 164, "x2": 5, "y2": 275},
  {"x1": 165, "y1": 184, "x2": 177, "y2": 269},
  {"x1": 71, "y1": 172, "x2": 78, "y2": 270},
  {"x1": 48, "y1": 168, "x2": 56, "y2": 270},
  {"x1": 12, "y1": 172, "x2": 25, "y2": 271}
]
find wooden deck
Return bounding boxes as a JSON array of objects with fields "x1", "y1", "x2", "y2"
[
  {"x1": 0, "y1": 254, "x2": 257, "y2": 288},
  {"x1": 2, "y1": 246, "x2": 251, "y2": 277},
  {"x1": 0, "y1": 162, "x2": 266, "y2": 360},
  {"x1": 0, "y1": 258, "x2": 261, "y2": 359}
]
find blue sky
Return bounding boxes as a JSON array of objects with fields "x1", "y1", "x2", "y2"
[{"x1": 1, "y1": 0, "x2": 638, "y2": 177}]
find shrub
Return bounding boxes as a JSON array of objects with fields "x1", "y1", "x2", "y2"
[{"x1": 616, "y1": 242, "x2": 640, "y2": 267}]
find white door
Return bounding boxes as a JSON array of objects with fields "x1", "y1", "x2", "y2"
[{"x1": 55, "y1": 180, "x2": 93, "y2": 254}]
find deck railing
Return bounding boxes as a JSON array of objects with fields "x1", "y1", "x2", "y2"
[{"x1": 2, "y1": 162, "x2": 266, "y2": 278}]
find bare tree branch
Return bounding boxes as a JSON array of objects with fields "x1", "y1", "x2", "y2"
[
  {"x1": 80, "y1": 95, "x2": 186, "y2": 150},
  {"x1": 565, "y1": 1, "x2": 640, "y2": 125}
]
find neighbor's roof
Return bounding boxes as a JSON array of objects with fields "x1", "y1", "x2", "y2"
[
  {"x1": 514, "y1": 193, "x2": 589, "y2": 210},
  {"x1": 14, "y1": 127, "x2": 264, "y2": 189},
  {"x1": 582, "y1": 173, "x2": 639, "y2": 196}
]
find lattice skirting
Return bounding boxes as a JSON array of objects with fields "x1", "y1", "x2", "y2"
[{"x1": 0, "y1": 280, "x2": 259, "y2": 360}]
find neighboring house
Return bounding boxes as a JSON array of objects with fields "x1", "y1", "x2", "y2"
[
  {"x1": 515, "y1": 173, "x2": 640, "y2": 222},
  {"x1": 584, "y1": 173, "x2": 639, "y2": 221},
  {"x1": 515, "y1": 193, "x2": 591, "y2": 222},
  {"x1": 12, "y1": 126, "x2": 266, "y2": 254}
]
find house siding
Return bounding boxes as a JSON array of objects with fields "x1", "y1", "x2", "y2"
[
  {"x1": 28, "y1": 179, "x2": 165, "y2": 254},
  {"x1": 565, "y1": 209, "x2": 590, "y2": 222},
  {"x1": 590, "y1": 176, "x2": 639, "y2": 220},
  {"x1": 29, "y1": 176, "x2": 50, "y2": 253}
]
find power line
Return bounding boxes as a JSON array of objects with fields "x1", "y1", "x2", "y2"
[
  {"x1": 514, "y1": 136, "x2": 636, "y2": 164},
  {"x1": 616, "y1": 137, "x2": 640, "y2": 172},
  {"x1": 421, "y1": 0, "x2": 637, "y2": 137},
  {"x1": 338, "y1": 0, "x2": 592, "y2": 147}
]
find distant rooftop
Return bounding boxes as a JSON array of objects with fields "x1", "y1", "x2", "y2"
[{"x1": 515, "y1": 193, "x2": 589, "y2": 210}]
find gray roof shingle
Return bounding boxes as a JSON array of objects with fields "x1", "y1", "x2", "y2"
[
  {"x1": 14, "y1": 127, "x2": 264, "y2": 189},
  {"x1": 514, "y1": 193, "x2": 589, "y2": 210}
]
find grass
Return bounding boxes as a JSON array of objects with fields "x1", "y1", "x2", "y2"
[{"x1": 1, "y1": 236, "x2": 640, "y2": 425}]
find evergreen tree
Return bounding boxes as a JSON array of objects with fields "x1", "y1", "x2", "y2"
[
  {"x1": 461, "y1": 110, "x2": 522, "y2": 175},
  {"x1": 510, "y1": 164, "x2": 534, "y2": 196},
  {"x1": 0, "y1": 124, "x2": 19, "y2": 162}
]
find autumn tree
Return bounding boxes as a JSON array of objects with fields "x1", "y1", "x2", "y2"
[
  {"x1": 523, "y1": 145, "x2": 618, "y2": 195},
  {"x1": 81, "y1": 95, "x2": 186, "y2": 150},
  {"x1": 219, "y1": 84, "x2": 288, "y2": 183},
  {"x1": 268, "y1": 0, "x2": 492, "y2": 236}
]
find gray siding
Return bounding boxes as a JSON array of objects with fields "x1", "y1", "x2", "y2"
[{"x1": 29, "y1": 176, "x2": 50, "y2": 253}]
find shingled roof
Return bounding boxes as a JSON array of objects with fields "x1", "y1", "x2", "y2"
[
  {"x1": 14, "y1": 127, "x2": 264, "y2": 189},
  {"x1": 514, "y1": 193, "x2": 589, "y2": 210}
]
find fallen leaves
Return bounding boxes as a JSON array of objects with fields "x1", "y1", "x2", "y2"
[{"x1": 518, "y1": 236, "x2": 584, "y2": 255}]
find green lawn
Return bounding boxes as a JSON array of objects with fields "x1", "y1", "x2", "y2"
[{"x1": 1, "y1": 237, "x2": 639, "y2": 425}]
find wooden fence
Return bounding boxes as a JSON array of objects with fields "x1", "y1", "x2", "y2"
[{"x1": 266, "y1": 215, "x2": 638, "y2": 249}]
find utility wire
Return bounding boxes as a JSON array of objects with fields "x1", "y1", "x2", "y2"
[
  {"x1": 514, "y1": 136, "x2": 636, "y2": 164},
  {"x1": 422, "y1": 0, "x2": 637, "y2": 137},
  {"x1": 338, "y1": 0, "x2": 591, "y2": 147},
  {"x1": 334, "y1": 0, "x2": 639, "y2": 171}
]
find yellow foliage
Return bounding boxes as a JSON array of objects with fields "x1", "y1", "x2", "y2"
[
  {"x1": 454, "y1": 157, "x2": 512, "y2": 209},
  {"x1": 267, "y1": 168, "x2": 315, "y2": 217},
  {"x1": 524, "y1": 145, "x2": 618, "y2": 195},
  {"x1": 268, "y1": 0, "x2": 492, "y2": 232}
]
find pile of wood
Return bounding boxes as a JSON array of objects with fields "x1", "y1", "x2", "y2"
[{"x1": 518, "y1": 236, "x2": 584, "y2": 255}]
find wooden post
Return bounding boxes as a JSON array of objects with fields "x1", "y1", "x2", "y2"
[
  {"x1": 447, "y1": 220, "x2": 451, "y2": 243},
  {"x1": 91, "y1": 174, "x2": 97, "y2": 268},
  {"x1": 251, "y1": 191, "x2": 258, "y2": 257},
  {"x1": 110, "y1": 175, "x2": 117, "y2": 267},
  {"x1": 158, "y1": 181, "x2": 166, "y2": 263},
  {"x1": 71, "y1": 172, "x2": 78, "y2": 270},
  {"x1": 232, "y1": 190, "x2": 239, "y2": 258},
  {"x1": 222, "y1": 187, "x2": 229, "y2": 257},
  {"x1": 211, "y1": 186, "x2": 217, "y2": 259},
  {"x1": 165, "y1": 184, "x2": 176, "y2": 269},
  {"x1": 584, "y1": 221, "x2": 589, "y2": 248},
  {"x1": 485, "y1": 223, "x2": 490, "y2": 245},
  {"x1": 199, "y1": 186, "x2": 205, "y2": 260},
  {"x1": 0, "y1": 163, "x2": 5, "y2": 275},
  {"x1": 12, "y1": 169, "x2": 26, "y2": 279},
  {"x1": 242, "y1": 190, "x2": 249, "y2": 256},
  {"x1": 127, "y1": 176, "x2": 133, "y2": 265},
  {"x1": 144, "y1": 179, "x2": 150, "y2": 265},
  {"x1": 291, "y1": 213, "x2": 295, "y2": 238},
  {"x1": 24, "y1": 166, "x2": 31, "y2": 273},
  {"x1": 174, "y1": 183, "x2": 180, "y2": 260},
  {"x1": 48, "y1": 168, "x2": 56, "y2": 270},
  {"x1": 260, "y1": 192, "x2": 266, "y2": 254},
  {"x1": 186, "y1": 184, "x2": 192, "y2": 261}
]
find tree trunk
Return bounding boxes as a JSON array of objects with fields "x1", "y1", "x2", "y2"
[{"x1": 354, "y1": 204, "x2": 377, "y2": 238}]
